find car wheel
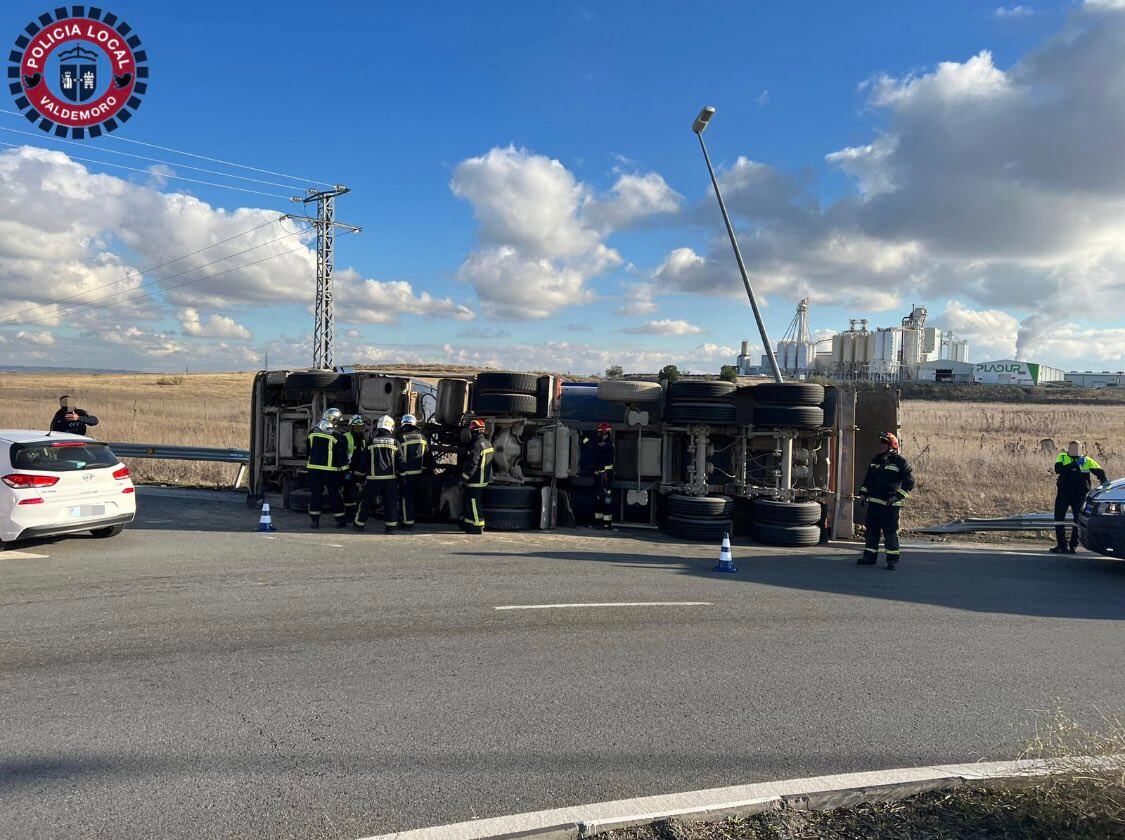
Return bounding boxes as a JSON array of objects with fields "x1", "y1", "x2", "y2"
[
  {"x1": 750, "y1": 498, "x2": 822, "y2": 526},
  {"x1": 474, "y1": 372, "x2": 539, "y2": 395},
  {"x1": 596, "y1": 380, "x2": 663, "y2": 403},
  {"x1": 750, "y1": 522, "x2": 821, "y2": 546},
  {"x1": 751, "y1": 405, "x2": 824, "y2": 429},
  {"x1": 90, "y1": 524, "x2": 125, "y2": 538},
  {"x1": 471, "y1": 392, "x2": 539, "y2": 416}
]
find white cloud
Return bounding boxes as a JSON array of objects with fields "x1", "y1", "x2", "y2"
[
  {"x1": 995, "y1": 5, "x2": 1033, "y2": 17},
  {"x1": 616, "y1": 282, "x2": 658, "y2": 316},
  {"x1": 458, "y1": 326, "x2": 512, "y2": 339},
  {"x1": 940, "y1": 300, "x2": 1019, "y2": 358},
  {"x1": 451, "y1": 146, "x2": 675, "y2": 319},
  {"x1": 15, "y1": 330, "x2": 55, "y2": 346},
  {"x1": 179, "y1": 307, "x2": 251, "y2": 340},
  {"x1": 756, "y1": 89, "x2": 770, "y2": 107},
  {"x1": 621, "y1": 319, "x2": 703, "y2": 336},
  {"x1": 334, "y1": 269, "x2": 475, "y2": 325}
]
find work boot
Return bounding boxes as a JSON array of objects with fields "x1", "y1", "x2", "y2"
[
  {"x1": 857, "y1": 555, "x2": 877, "y2": 565},
  {"x1": 384, "y1": 526, "x2": 397, "y2": 535},
  {"x1": 353, "y1": 522, "x2": 365, "y2": 532},
  {"x1": 886, "y1": 561, "x2": 897, "y2": 570},
  {"x1": 335, "y1": 517, "x2": 348, "y2": 528},
  {"x1": 401, "y1": 524, "x2": 414, "y2": 532},
  {"x1": 1049, "y1": 545, "x2": 1067, "y2": 554},
  {"x1": 309, "y1": 517, "x2": 320, "y2": 529},
  {"x1": 1068, "y1": 545, "x2": 1079, "y2": 554}
]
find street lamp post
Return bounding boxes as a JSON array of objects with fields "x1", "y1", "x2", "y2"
[{"x1": 693, "y1": 106, "x2": 783, "y2": 384}]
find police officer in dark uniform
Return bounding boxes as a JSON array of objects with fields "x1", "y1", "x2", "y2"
[
  {"x1": 857, "y1": 431, "x2": 915, "y2": 570},
  {"x1": 1052, "y1": 440, "x2": 1108, "y2": 554},
  {"x1": 583, "y1": 422, "x2": 615, "y2": 529},
  {"x1": 353, "y1": 415, "x2": 400, "y2": 534},
  {"x1": 340, "y1": 415, "x2": 366, "y2": 521},
  {"x1": 305, "y1": 409, "x2": 349, "y2": 529},
  {"x1": 461, "y1": 418, "x2": 494, "y2": 535},
  {"x1": 397, "y1": 413, "x2": 427, "y2": 531}
]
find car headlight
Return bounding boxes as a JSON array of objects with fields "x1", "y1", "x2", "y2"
[{"x1": 1098, "y1": 501, "x2": 1124, "y2": 515}]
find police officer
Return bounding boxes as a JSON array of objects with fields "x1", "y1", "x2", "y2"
[
  {"x1": 857, "y1": 431, "x2": 915, "y2": 570},
  {"x1": 1051, "y1": 440, "x2": 1108, "y2": 554},
  {"x1": 353, "y1": 415, "x2": 400, "y2": 534},
  {"x1": 397, "y1": 413, "x2": 427, "y2": 532},
  {"x1": 583, "y1": 422, "x2": 615, "y2": 529},
  {"x1": 340, "y1": 415, "x2": 366, "y2": 521},
  {"x1": 461, "y1": 418, "x2": 494, "y2": 535},
  {"x1": 305, "y1": 409, "x2": 349, "y2": 529}
]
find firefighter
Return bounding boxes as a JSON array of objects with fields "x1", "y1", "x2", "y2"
[
  {"x1": 1051, "y1": 440, "x2": 1108, "y2": 554},
  {"x1": 341, "y1": 415, "x2": 366, "y2": 520},
  {"x1": 461, "y1": 418, "x2": 494, "y2": 535},
  {"x1": 857, "y1": 431, "x2": 915, "y2": 570},
  {"x1": 583, "y1": 422, "x2": 615, "y2": 529},
  {"x1": 305, "y1": 410, "x2": 349, "y2": 529},
  {"x1": 397, "y1": 413, "x2": 427, "y2": 532},
  {"x1": 353, "y1": 415, "x2": 400, "y2": 534}
]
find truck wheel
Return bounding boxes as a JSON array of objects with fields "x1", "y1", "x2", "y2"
[
  {"x1": 484, "y1": 485, "x2": 540, "y2": 510},
  {"x1": 474, "y1": 372, "x2": 539, "y2": 395},
  {"x1": 750, "y1": 383, "x2": 824, "y2": 405},
  {"x1": 751, "y1": 405, "x2": 824, "y2": 429},
  {"x1": 667, "y1": 494, "x2": 734, "y2": 518},
  {"x1": 482, "y1": 507, "x2": 539, "y2": 531},
  {"x1": 284, "y1": 370, "x2": 352, "y2": 396},
  {"x1": 471, "y1": 392, "x2": 538, "y2": 416},
  {"x1": 596, "y1": 380, "x2": 663, "y2": 403},
  {"x1": 750, "y1": 498, "x2": 822, "y2": 526},
  {"x1": 664, "y1": 514, "x2": 734, "y2": 541},
  {"x1": 666, "y1": 380, "x2": 736, "y2": 401},
  {"x1": 666, "y1": 402, "x2": 737, "y2": 425},
  {"x1": 750, "y1": 522, "x2": 821, "y2": 546}
]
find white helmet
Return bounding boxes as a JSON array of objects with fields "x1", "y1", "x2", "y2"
[
  {"x1": 377, "y1": 415, "x2": 395, "y2": 433},
  {"x1": 322, "y1": 407, "x2": 343, "y2": 427},
  {"x1": 401, "y1": 413, "x2": 417, "y2": 427},
  {"x1": 315, "y1": 418, "x2": 334, "y2": 432}
]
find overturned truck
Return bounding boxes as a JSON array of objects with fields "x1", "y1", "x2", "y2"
[{"x1": 248, "y1": 368, "x2": 895, "y2": 543}]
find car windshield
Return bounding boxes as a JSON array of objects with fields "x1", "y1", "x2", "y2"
[{"x1": 10, "y1": 441, "x2": 119, "y2": 472}]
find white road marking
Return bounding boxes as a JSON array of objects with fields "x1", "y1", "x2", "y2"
[
  {"x1": 327, "y1": 543, "x2": 343, "y2": 548},
  {"x1": 0, "y1": 550, "x2": 49, "y2": 559},
  {"x1": 494, "y1": 601, "x2": 713, "y2": 611}
]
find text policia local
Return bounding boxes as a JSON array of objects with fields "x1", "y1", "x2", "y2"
[{"x1": 23, "y1": 23, "x2": 132, "y2": 73}]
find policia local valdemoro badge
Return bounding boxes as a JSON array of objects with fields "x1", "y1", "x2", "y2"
[{"x1": 8, "y1": 7, "x2": 148, "y2": 139}]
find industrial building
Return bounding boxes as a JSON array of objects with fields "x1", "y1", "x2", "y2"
[
  {"x1": 1064, "y1": 371, "x2": 1125, "y2": 388},
  {"x1": 914, "y1": 359, "x2": 976, "y2": 383},
  {"x1": 974, "y1": 360, "x2": 1066, "y2": 385}
]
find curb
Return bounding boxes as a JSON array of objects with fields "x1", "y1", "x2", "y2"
[{"x1": 359, "y1": 756, "x2": 1122, "y2": 840}]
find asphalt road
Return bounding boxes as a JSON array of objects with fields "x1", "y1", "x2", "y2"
[{"x1": 2, "y1": 488, "x2": 1123, "y2": 840}]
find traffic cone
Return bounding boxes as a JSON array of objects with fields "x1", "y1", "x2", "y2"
[
  {"x1": 713, "y1": 532, "x2": 737, "y2": 573},
  {"x1": 258, "y1": 500, "x2": 277, "y2": 532}
]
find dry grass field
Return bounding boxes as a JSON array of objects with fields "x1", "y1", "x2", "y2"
[{"x1": 1, "y1": 372, "x2": 1121, "y2": 526}]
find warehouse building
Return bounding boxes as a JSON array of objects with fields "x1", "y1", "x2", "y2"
[
  {"x1": 1065, "y1": 371, "x2": 1125, "y2": 388},
  {"x1": 974, "y1": 360, "x2": 1065, "y2": 385},
  {"x1": 914, "y1": 359, "x2": 976, "y2": 383}
]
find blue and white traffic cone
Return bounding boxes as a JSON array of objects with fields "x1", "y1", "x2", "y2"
[
  {"x1": 258, "y1": 500, "x2": 277, "y2": 532},
  {"x1": 714, "y1": 532, "x2": 736, "y2": 573}
]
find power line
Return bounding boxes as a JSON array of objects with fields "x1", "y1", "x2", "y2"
[
  {"x1": 0, "y1": 140, "x2": 294, "y2": 200},
  {"x1": 0, "y1": 126, "x2": 310, "y2": 191},
  {"x1": 1, "y1": 217, "x2": 291, "y2": 323},
  {"x1": 3, "y1": 230, "x2": 308, "y2": 327},
  {"x1": 5, "y1": 246, "x2": 307, "y2": 328},
  {"x1": 0, "y1": 108, "x2": 331, "y2": 188}
]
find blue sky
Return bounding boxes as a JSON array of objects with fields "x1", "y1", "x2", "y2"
[{"x1": 0, "y1": 0, "x2": 1122, "y2": 373}]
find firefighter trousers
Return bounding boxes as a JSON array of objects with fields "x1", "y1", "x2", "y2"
[
  {"x1": 399, "y1": 474, "x2": 420, "y2": 529},
  {"x1": 356, "y1": 479, "x2": 399, "y2": 531},
  {"x1": 594, "y1": 472, "x2": 613, "y2": 528},
  {"x1": 1054, "y1": 493, "x2": 1083, "y2": 550},
  {"x1": 463, "y1": 484, "x2": 485, "y2": 534},
  {"x1": 306, "y1": 471, "x2": 345, "y2": 523},
  {"x1": 863, "y1": 502, "x2": 901, "y2": 562}
]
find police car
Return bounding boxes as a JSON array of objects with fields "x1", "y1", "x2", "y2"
[
  {"x1": 1078, "y1": 477, "x2": 1125, "y2": 558},
  {"x1": 0, "y1": 431, "x2": 135, "y2": 549}
]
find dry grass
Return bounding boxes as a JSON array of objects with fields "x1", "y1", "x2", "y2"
[
  {"x1": 0, "y1": 372, "x2": 254, "y2": 486},
  {"x1": 1, "y1": 374, "x2": 1121, "y2": 519},
  {"x1": 899, "y1": 402, "x2": 1124, "y2": 528}
]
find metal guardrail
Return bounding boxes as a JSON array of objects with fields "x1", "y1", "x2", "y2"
[
  {"x1": 107, "y1": 442, "x2": 250, "y2": 490},
  {"x1": 919, "y1": 513, "x2": 1074, "y2": 534}
]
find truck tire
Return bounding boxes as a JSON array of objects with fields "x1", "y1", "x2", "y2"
[
  {"x1": 596, "y1": 380, "x2": 663, "y2": 403},
  {"x1": 666, "y1": 380, "x2": 736, "y2": 401},
  {"x1": 474, "y1": 372, "x2": 539, "y2": 395},
  {"x1": 750, "y1": 498, "x2": 822, "y2": 526},
  {"x1": 751, "y1": 382, "x2": 824, "y2": 406},
  {"x1": 482, "y1": 506, "x2": 539, "y2": 531},
  {"x1": 471, "y1": 392, "x2": 538, "y2": 416},
  {"x1": 284, "y1": 370, "x2": 352, "y2": 396},
  {"x1": 751, "y1": 522, "x2": 821, "y2": 547},
  {"x1": 666, "y1": 402, "x2": 737, "y2": 425},
  {"x1": 286, "y1": 488, "x2": 311, "y2": 513},
  {"x1": 667, "y1": 494, "x2": 734, "y2": 518},
  {"x1": 751, "y1": 405, "x2": 824, "y2": 429},
  {"x1": 665, "y1": 514, "x2": 734, "y2": 541},
  {"x1": 484, "y1": 485, "x2": 540, "y2": 510}
]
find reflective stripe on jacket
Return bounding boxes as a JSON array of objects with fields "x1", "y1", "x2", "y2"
[
  {"x1": 462, "y1": 435, "x2": 494, "y2": 487},
  {"x1": 583, "y1": 436, "x2": 615, "y2": 475},
  {"x1": 399, "y1": 432, "x2": 428, "y2": 476},
  {"x1": 859, "y1": 451, "x2": 916, "y2": 506},
  {"x1": 306, "y1": 431, "x2": 348, "y2": 472},
  {"x1": 355, "y1": 432, "x2": 399, "y2": 481},
  {"x1": 1055, "y1": 452, "x2": 1107, "y2": 497},
  {"x1": 342, "y1": 430, "x2": 363, "y2": 461}
]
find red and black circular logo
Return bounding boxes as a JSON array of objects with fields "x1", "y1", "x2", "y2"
[{"x1": 8, "y1": 7, "x2": 148, "y2": 139}]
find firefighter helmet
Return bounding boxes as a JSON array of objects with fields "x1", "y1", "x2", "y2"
[
  {"x1": 348, "y1": 414, "x2": 365, "y2": 427},
  {"x1": 879, "y1": 432, "x2": 900, "y2": 450},
  {"x1": 467, "y1": 418, "x2": 486, "y2": 432},
  {"x1": 596, "y1": 422, "x2": 612, "y2": 433},
  {"x1": 401, "y1": 413, "x2": 417, "y2": 427},
  {"x1": 377, "y1": 415, "x2": 395, "y2": 433},
  {"x1": 322, "y1": 407, "x2": 343, "y2": 427}
]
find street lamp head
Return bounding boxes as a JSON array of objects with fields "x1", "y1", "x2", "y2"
[{"x1": 692, "y1": 106, "x2": 716, "y2": 134}]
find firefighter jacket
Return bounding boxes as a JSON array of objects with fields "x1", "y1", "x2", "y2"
[
  {"x1": 461, "y1": 433, "x2": 494, "y2": 487},
  {"x1": 859, "y1": 451, "x2": 915, "y2": 506},
  {"x1": 306, "y1": 430, "x2": 349, "y2": 472},
  {"x1": 354, "y1": 431, "x2": 399, "y2": 481},
  {"x1": 1055, "y1": 452, "x2": 1107, "y2": 498},
  {"x1": 399, "y1": 431, "x2": 428, "y2": 476},
  {"x1": 342, "y1": 430, "x2": 364, "y2": 462},
  {"x1": 582, "y1": 434, "x2": 615, "y2": 476}
]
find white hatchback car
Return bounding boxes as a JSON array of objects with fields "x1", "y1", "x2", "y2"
[{"x1": 0, "y1": 430, "x2": 135, "y2": 548}]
